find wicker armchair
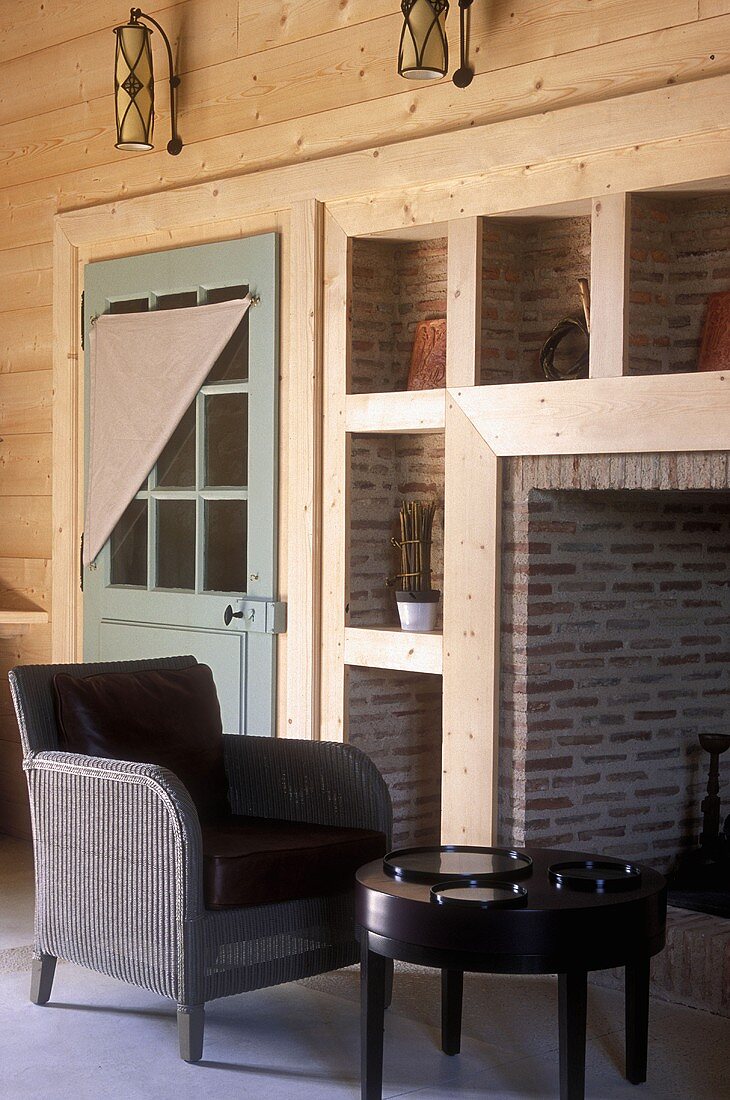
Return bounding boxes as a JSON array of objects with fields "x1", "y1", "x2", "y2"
[{"x1": 10, "y1": 656, "x2": 392, "y2": 1062}]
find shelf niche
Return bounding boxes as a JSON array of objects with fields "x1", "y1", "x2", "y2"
[
  {"x1": 347, "y1": 666, "x2": 442, "y2": 849},
  {"x1": 350, "y1": 234, "x2": 447, "y2": 395},
  {"x1": 629, "y1": 191, "x2": 730, "y2": 377},
  {"x1": 349, "y1": 431, "x2": 444, "y2": 630},
  {"x1": 480, "y1": 214, "x2": 592, "y2": 385}
]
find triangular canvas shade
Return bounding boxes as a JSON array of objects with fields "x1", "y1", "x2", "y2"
[{"x1": 84, "y1": 296, "x2": 252, "y2": 566}]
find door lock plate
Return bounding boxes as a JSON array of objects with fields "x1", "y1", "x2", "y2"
[{"x1": 224, "y1": 598, "x2": 286, "y2": 634}]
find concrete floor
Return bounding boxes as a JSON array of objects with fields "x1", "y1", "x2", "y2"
[{"x1": 1, "y1": 836, "x2": 728, "y2": 1100}]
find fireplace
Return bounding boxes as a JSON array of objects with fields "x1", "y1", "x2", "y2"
[{"x1": 498, "y1": 455, "x2": 730, "y2": 906}]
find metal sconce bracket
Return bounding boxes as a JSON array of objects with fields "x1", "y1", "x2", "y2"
[{"x1": 453, "y1": 0, "x2": 475, "y2": 88}]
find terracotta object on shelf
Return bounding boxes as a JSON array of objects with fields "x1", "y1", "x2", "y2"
[
  {"x1": 698, "y1": 290, "x2": 730, "y2": 372},
  {"x1": 406, "y1": 318, "x2": 447, "y2": 390}
]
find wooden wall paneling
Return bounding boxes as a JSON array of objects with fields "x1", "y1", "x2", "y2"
[
  {"x1": 0, "y1": 623, "x2": 52, "y2": 676},
  {"x1": 319, "y1": 212, "x2": 351, "y2": 742},
  {"x1": 0, "y1": 558, "x2": 51, "y2": 612},
  {"x1": 0, "y1": 308, "x2": 52, "y2": 375},
  {"x1": 0, "y1": 433, "x2": 51, "y2": 496},
  {"x1": 50, "y1": 220, "x2": 80, "y2": 661},
  {"x1": 0, "y1": 498, "x2": 52, "y2": 560},
  {"x1": 284, "y1": 199, "x2": 324, "y2": 738},
  {"x1": 345, "y1": 391, "x2": 446, "y2": 433},
  {"x1": 0, "y1": 370, "x2": 51, "y2": 434},
  {"x1": 442, "y1": 399, "x2": 501, "y2": 844},
  {"x1": 0, "y1": 0, "x2": 707, "y2": 188},
  {"x1": 12, "y1": 19, "x2": 724, "y2": 217},
  {"x1": 53, "y1": 76, "x2": 730, "y2": 249},
  {"x1": 453, "y1": 372, "x2": 730, "y2": 457},
  {"x1": 589, "y1": 193, "x2": 631, "y2": 377},
  {"x1": 0, "y1": 243, "x2": 52, "y2": 307},
  {"x1": 700, "y1": 0, "x2": 727, "y2": 16},
  {"x1": 447, "y1": 218, "x2": 483, "y2": 387},
  {"x1": 0, "y1": 0, "x2": 239, "y2": 126}
]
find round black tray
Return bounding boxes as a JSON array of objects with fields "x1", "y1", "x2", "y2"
[
  {"x1": 431, "y1": 879, "x2": 529, "y2": 910},
  {"x1": 549, "y1": 860, "x2": 642, "y2": 892},
  {"x1": 383, "y1": 845, "x2": 532, "y2": 885}
]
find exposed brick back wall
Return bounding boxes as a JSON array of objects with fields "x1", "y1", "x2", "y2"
[
  {"x1": 481, "y1": 216, "x2": 591, "y2": 385},
  {"x1": 347, "y1": 667, "x2": 442, "y2": 849},
  {"x1": 499, "y1": 453, "x2": 730, "y2": 874},
  {"x1": 347, "y1": 237, "x2": 446, "y2": 846},
  {"x1": 629, "y1": 193, "x2": 730, "y2": 375}
]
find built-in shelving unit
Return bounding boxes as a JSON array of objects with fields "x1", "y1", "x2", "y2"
[{"x1": 322, "y1": 177, "x2": 730, "y2": 849}]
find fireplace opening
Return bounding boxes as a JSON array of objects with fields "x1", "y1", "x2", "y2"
[{"x1": 499, "y1": 483, "x2": 730, "y2": 917}]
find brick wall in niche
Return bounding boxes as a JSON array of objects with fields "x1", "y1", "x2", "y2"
[
  {"x1": 481, "y1": 216, "x2": 591, "y2": 385},
  {"x1": 629, "y1": 192, "x2": 730, "y2": 376},
  {"x1": 347, "y1": 667, "x2": 442, "y2": 848},
  {"x1": 499, "y1": 456, "x2": 730, "y2": 874}
]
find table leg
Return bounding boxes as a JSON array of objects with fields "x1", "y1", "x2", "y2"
[
  {"x1": 625, "y1": 956, "x2": 650, "y2": 1085},
  {"x1": 558, "y1": 970, "x2": 587, "y2": 1100},
  {"x1": 384, "y1": 957, "x2": 394, "y2": 1010},
  {"x1": 441, "y1": 968, "x2": 463, "y2": 1056},
  {"x1": 361, "y1": 935, "x2": 387, "y2": 1100}
]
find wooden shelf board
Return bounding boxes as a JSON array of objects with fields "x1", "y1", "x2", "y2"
[
  {"x1": 345, "y1": 390, "x2": 446, "y2": 434},
  {"x1": 0, "y1": 610, "x2": 49, "y2": 625},
  {"x1": 344, "y1": 626, "x2": 443, "y2": 676}
]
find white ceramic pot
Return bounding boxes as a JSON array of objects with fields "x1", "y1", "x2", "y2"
[{"x1": 395, "y1": 590, "x2": 440, "y2": 632}]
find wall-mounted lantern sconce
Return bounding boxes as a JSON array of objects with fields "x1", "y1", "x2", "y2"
[
  {"x1": 113, "y1": 8, "x2": 183, "y2": 155},
  {"x1": 398, "y1": 0, "x2": 475, "y2": 88}
]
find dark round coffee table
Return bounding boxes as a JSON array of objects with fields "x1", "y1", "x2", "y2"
[{"x1": 356, "y1": 846, "x2": 666, "y2": 1100}]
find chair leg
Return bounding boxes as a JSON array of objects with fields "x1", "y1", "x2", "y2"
[
  {"x1": 30, "y1": 954, "x2": 57, "y2": 1005},
  {"x1": 177, "y1": 1004, "x2": 205, "y2": 1063}
]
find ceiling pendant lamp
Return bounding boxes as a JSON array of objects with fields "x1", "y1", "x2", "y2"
[
  {"x1": 113, "y1": 8, "x2": 183, "y2": 155},
  {"x1": 398, "y1": 0, "x2": 449, "y2": 81}
]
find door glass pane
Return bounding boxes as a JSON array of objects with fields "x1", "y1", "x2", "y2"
[
  {"x1": 205, "y1": 393, "x2": 248, "y2": 487},
  {"x1": 109, "y1": 297, "x2": 149, "y2": 314},
  {"x1": 155, "y1": 290, "x2": 197, "y2": 310},
  {"x1": 110, "y1": 499, "x2": 147, "y2": 586},
  {"x1": 157, "y1": 401, "x2": 196, "y2": 488},
  {"x1": 205, "y1": 500, "x2": 247, "y2": 592},
  {"x1": 157, "y1": 499, "x2": 195, "y2": 589},
  {"x1": 205, "y1": 285, "x2": 249, "y2": 382}
]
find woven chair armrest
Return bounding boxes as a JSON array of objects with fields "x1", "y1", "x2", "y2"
[
  {"x1": 223, "y1": 735, "x2": 392, "y2": 843},
  {"x1": 25, "y1": 750, "x2": 204, "y2": 920}
]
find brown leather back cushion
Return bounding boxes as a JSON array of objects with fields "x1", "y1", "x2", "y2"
[{"x1": 53, "y1": 664, "x2": 230, "y2": 823}]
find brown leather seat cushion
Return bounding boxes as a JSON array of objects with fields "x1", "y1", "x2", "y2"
[
  {"x1": 201, "y1": 815, "x2": 387, "y2": 909},
  {"x1": 53, "y1": 664, "x2": 230, "y2": 823}
]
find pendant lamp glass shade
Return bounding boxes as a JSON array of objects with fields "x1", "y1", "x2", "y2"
[
  {"x1": 114, "y1": 19, "x2": 155, "y2": 151},
  {"x1": 398, "y1": 0, "x2": 449, "y2": 80}
]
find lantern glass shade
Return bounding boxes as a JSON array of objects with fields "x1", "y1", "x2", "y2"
[
  {"x1": 114, "y1": 21, "x2": 155, "y2": 151},
  {"x1": 398, "y1": 0, "x2": 449, "y2": 80}
]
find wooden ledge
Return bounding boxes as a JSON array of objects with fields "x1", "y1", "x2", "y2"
[{"x1": 344, "y1": 626, "x2": 443, "y2": 676}]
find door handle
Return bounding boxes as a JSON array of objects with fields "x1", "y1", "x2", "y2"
[{"x1": 223, "y1": 604, "x2": 244, "y2": 626}]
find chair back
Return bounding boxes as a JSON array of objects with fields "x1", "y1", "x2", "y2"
[{"x1": 9, "y1": 655, "x2": 198, "y2": 757}]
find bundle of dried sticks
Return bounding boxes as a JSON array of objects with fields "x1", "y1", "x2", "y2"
[{"x1": 392, "y1": 499, "x2": 436, "y2": 592}]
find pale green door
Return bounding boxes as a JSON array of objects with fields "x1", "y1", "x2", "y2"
[{"x1": 83, "y1": 234, "x2": 280, "y2": 736}]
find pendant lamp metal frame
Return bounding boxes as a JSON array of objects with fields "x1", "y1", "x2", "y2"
[
  {"x1": 398, "y1": 0, "x2": 449, "y2": 81},
  {"x1": 114, "y1": 7, "x2": 183, "y2": 156}
]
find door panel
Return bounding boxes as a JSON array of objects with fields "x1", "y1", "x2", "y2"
[{"x1": 83, "y1": 234, "x2": 279, "y2": 736}]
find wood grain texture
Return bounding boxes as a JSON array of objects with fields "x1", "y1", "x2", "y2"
[
  {"x1": 0, "y1": 370, "x2": 52, "y2": 434},
  {"x1": 345, "y1": 390, "x2": 446, "y2": 433},
  {"x1": 447, "y1": 218, "x2": 483, "y2": 387},
  {"x1": 0, "y1": 308, "x2": 52, "y2": 374},
  {"x1": 0, "y1": 434, "x2": 52, "y2": 496},
  {"x1": 590, "y1": 194, "x2": 631, "y2": 377},
  {"x1": 0, "y1": 499, "x2": 52, "y2": 559},
  {"x1": 284, "y1": 200, "x2": 324, "y2": 738},
  {"x1": 453, "y1": 371, "x2": 730, "y2": 457},
  {"x1": 442, "y1": 400, "x2": 501, "y2": 844},
  {"x1": 319, "y1": 212, "x2": 351, "y2": 743},
  {"x1": 0, "y1": 558, "x2": 51, "y2": 612},
  {"x1": 344, "y1": 626, "x2": 443, "y2": 675}
]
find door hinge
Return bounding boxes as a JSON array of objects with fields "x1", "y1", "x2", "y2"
[{"x1": 80, "y1": 291, "x2": 85, "y2": 350}]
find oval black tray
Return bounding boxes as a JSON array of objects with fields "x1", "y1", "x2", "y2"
[
  {"x1": 431, "y1": 879, "x2": 528, "y2": 910},
  {"x1": 383, "y1": 845, "x2": 532, "y2": 885},
  {"x1": 549, "y1": 860, "x2": 642, "y2": 892}
]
